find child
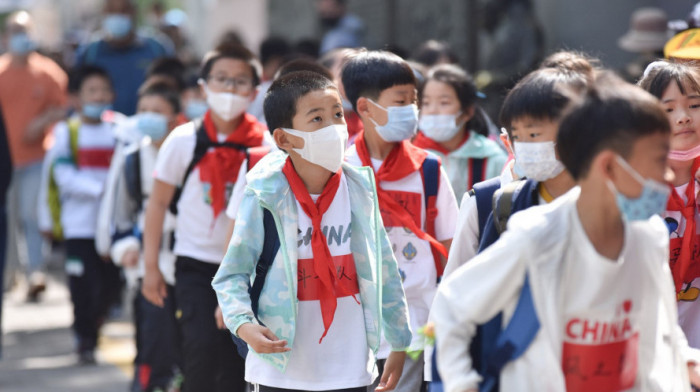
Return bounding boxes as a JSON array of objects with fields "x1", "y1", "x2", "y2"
[
  {"x1": 638, "y1": 60, "x2": 700, "y2": 348},
  {"x1": 212, "y1": 70, "x2": 411, "y2": 392},
  {"x1": 413, "y1": 63, "x2": 508, "y2": 202},
  {"x1": 142, "y1": 43, "x2": 268, "y2": 392},
  {"x1": 50, "y1": 65, "x2": 116, "y2": 364},
  {"x1": 104, "y1": 80, "x2": 182, "y2": 391},
  {"x1": 444, "y1": 67, "x2": 584, "y2": 277},
  {"x1": 432, "y1": 72, "x2": 700, "y2": 392},
  {"x1": 341, "y1": 50, "x2": 459, "y2": 391}
]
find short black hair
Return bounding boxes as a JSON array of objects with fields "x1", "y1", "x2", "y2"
[
  {"x1": 341, "y1": 50, "x2": 416, "y2": 112},
  {"x1": 138, "y1": 79, "x2": 181, "y2": 114},
  {"x1": 499, "y1": 68, "x2": 587, "y2": 138},
  {"x1": 423, "y1": 64, "x2": 489, "y2": 136},
  {"x1": 539, "y1": 50, "x2": 598, "y2": 76},
  {"x1": 557, "y1": 71, "x2": 670, "y2": 180},
  {"x1": 637, "y1": 59, "x2": 700, "y2": 99},
  {"x1": 68, "y1": 65, "x2": 112, "y2": 94},
  {"x1": 260, "y1": 37, "x2": 291, "y2": 66},
  {"x1": 147, "y1": 57, "x2": 186, "y2": 92},
  {"x1": 276, "y1": 58, "x2": 333, "y2": 80},
  {"x1": 410, "y1": 40, "x2": 458, "y2": 67},
  {"x1": 199, "y1": 43, "x2": 262, "y2": 86},
  {"x1": 264, "y1": 71, "x2": 337, "y2": 132}
]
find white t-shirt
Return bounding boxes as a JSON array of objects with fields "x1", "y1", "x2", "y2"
[
  {"x1": 246, "y1": 173, "x2": 372, "y2": 390},
  {"x1": 559, "y1": 206, "x2": 676, "y2": 391},
  {"x1": 664, "y1": 181, "x2": 700, "y2": 349},
  {"x1": 345, "y1": 145, "x2": 458, "y2": 358},
  {"x1": 154, "y1": 122, "x2": 269, "y2": 263}
]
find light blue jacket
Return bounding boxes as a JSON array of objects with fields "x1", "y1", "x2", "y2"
[{"x1": 212, "y1": 151, "x2": 412, "y2": 371}]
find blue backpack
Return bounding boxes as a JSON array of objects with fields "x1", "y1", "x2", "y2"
[{"x1": 431, "y1": 178, "x2": 541, "y2": 392}]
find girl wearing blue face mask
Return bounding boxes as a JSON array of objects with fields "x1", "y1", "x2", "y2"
[
  {"x1": 639, "y1": 60, "x2": 700, "y2": 350},
  {"x1": 99, "y1": 80, "x2": 182, "y2": 391},
  {"x1": 414, "y1": 64, "x2": 507, "y2": 202}
]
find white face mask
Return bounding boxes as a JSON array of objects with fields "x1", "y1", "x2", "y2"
[
  {"x1": 368, "y1": 99, "x2": 419, "y2": 142},
  {"x1": 513, "y1": 141, "x2": 566, "y2": 181},
  {"x1": 419, "y1": 113, "x2": 464, "y2": 142},
  {"x1": 201, "y1": 81, "x2": 250, "y2": 121},
  {"x1": 283, "y1": 124, "x2": 349, "y2": 172}
]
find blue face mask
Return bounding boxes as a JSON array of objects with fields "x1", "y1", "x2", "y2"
[
  {"x1": 608, "y1": 155, "x2": 670, "y2": 221},
  {"x1": 82, "y1": 103, "x2": 112, "y2": 120},
  {"x1": 9, "y1": 33, "x2": 35, "y2": 55},
  {"x1": 136, "y1": 112, "x2": 169, "y2": 141},
  {"x1": 368, "y1": 99, "x2": 419, "y2": 142},
  {"x1": 102, "y1": 14, "x2": 132, "y2": 39},
  {"x1": 184, "y1": 99, "x2": 208, "y2": 120}
]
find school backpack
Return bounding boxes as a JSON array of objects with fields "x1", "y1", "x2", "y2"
[
  {"x1": 420, "y1": 154, "x2": 445, "y2": 279},
  {"x1": 431, "y1": 178, "x2": 541, "y2": 392},
  {"x1": 168, "y1": 118, "x2": 266, "y2": 215},
  {"x1": 231, "y1": 207, "x2": 280, "y2": 359},
  {"x1": 47, "y1": 118, "x2": 81, "y2": 241}
]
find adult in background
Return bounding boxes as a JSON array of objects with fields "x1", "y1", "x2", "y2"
[
  {"x1": 618, "y1": 7, "x2": 670, "y2": 82},
  {"x1": 0, "y1": 105, "x2": 11, "y2": 358},
  {"x1": 0, "y1": 10, "x2": 68, "y2": 302},
  {"x1": 76, "y1": 0, "x2": 173, "y2": 116},
  {"x1": 316, "y1": 0, "x2": 364, "y2": 54}
]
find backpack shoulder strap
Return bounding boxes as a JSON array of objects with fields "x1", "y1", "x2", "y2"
[
  {"x1": 246, "y1": 145, "x2": 272, "y2": 172},
  {"x1": 169, "y1": 118, "x2": 206, "y2": 214},
  {"x1": 481, "y1": 274, "x2": 540, "y2": 391},
  {"x1": 124, "y1": 145, "x2": 143, "y2": 212},
  {"x1": 492, "y1": 179, "x2": 526, "y2": 235},
  {"x1": 67, "y1": 118, "x2": 81, "y2": 165},
  {"x1": 469, "y1": 157, "x2": 486, "y2": 190},
  {"x1": 420, "y1": 155, "x2": 443, "y2": 277},
  {"x1": 249, "y1": 207, "x2": 281, "y2": 317},
  {"x1": 471, "y1": 177, "x2": 502, "y2": 241}
]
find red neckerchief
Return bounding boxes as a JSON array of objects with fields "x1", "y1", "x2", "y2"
[
  {"x1": 355, "y1": 132, "x2": 448, "y2": 259},
  {"x1": 668, "y1": 158, "x2": 700, "y2": 293},
  {"x1": 282, "y1": 157, "x2": 345, "y2": 343},
  {"x1": 412, "y1": 130, "x2": 470, "y2": 156},
  {"x1": 345, "y1": 110, "x2": 364, "y2": 139},
  {"x1": 198, "y1": 111, "x2": 265, "y2": 218}
]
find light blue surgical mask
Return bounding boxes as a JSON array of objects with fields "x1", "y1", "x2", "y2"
[
  {"x1": 82, "y1": 103, "x2": 112, "y2": 120},
  {"x1": 608, "y1": 155, "x2": 670, "y2": 221},
  {"x1": 136, "y1": 112, "x2": 169, "y2": 141},
  {"x1": 102, "y1": 14, "x2": 132, "y2": 39},
  {"x1": 368, "y1": 99, "x2": 419, "y2": 142},
  {"x1": 184, "y1": 99, "x2": 208, "y2": 120},
  {"x1": 9, "y1": 33, "x2": 35, "y2": 55}
]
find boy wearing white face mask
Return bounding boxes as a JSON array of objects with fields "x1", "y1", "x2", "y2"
[
  {"x1": 414, "y1": 64, "x2": 507, "y2": 203},
  {"x1": 100, "y1": 80, "x2": 182, "y2": 391},
  {"x1": 342, "y1": 50, "x2": 459, "y2": 392},
  {"x1": 142, "y1": 43, "x2": 270, "y2": 392},
  {"x1": 444, "y1": 68, "x2": 585, "y2": 277},
  {"x1": 433, "y1": 72, "x2": 700, "y2": 392},
  {"x1": 213, "y1": 71, "x2": 411, "y2": 392}
]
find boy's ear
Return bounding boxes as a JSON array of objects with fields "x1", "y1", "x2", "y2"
[
  {"x1": 273, "y1": 128, "x2": 296, "y2": 151},
  {"x1": 356, "y1": 97, "x2": 370, "y2": 118},
  {"x1": 593, "y1": 150, "x2": 617, "y2": 182}
]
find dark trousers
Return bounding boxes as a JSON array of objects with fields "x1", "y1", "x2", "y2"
[
  {"x1": 133, "y1": 282, "x2": 181, "y2": 391},
  {"x1": 65, "y1": 238, "x2": 118, "y2": 352},
  {"x1": 175, "y1": 256, "x2": 245, "y2": 392},
  {"x1": 259, "y1": 387, "x2": 366, "y2": 392}
]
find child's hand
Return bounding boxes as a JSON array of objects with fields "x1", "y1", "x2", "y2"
[
  {"x1": 376, "y1": 351, "x2": 406, "y2": 391},
  {"x1": 142, "y1": 268, "x2": 167, "y2": 307},
  {"x1": 121, "y1": 249, "x2": 139, "y2": 268},
  {"x1": 689, "y1": 361, "x2": 700, "y2": 387},
  {"x1": 237, "y1": 323, "x2": 291, "y2": 354},
  {"x1": 214, "y1": 306, "x2": 226, "y2": 330}
]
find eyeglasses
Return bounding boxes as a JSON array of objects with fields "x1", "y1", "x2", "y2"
[{"x1": 206, "y1": 75, "x2": 254, "y2": 92}]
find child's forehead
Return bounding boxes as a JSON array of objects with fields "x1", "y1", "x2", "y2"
[
  {"x1": 380, "y1": 83, "x2": 416, "y2": 96},
  {"x1": 296, "y1": 88, "x2": 341, "y2": 109},
  {"x1": 81, "y1": 74, "x2": 112, "y2": 89}
]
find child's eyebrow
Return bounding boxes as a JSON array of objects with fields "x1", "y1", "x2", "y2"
[
  {"x1": 305, "y1": 107, "x2": 324, "y2": 115},
  {"x1": 662, "y1": 98, "x2": 676, "y2": 104},
  {"x1": 687, "y1": 95, "x2": 700, "y2": 99}
]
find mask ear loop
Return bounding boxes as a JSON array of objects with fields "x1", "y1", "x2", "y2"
[{"x1": 614, "y1": 155, "x2": 646, "y2": 186}]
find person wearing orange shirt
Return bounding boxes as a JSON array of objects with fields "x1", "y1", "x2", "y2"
[{"x1": 0, "y1": 10, "x2": 67, "y2": 301}]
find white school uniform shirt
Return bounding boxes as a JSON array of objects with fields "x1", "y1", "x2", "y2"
[
  {"x1": 345, "y1": 144, "x2": 458, "y2": 358},
  {"x1": 432, "y1": 187, "x2": 700, "y2": 392},
  {"x1": 52, "y1": 120, "x2": 115, "y2": 239},
  {"x1": 663, "y1": 181, "x2": 700, "y2": 349},
  {"x1": 246, "y1": 172, "x2": 373, "y2": 390},
  {"x1": 153, "y1": 121, "x2": 272, "y2": 263}
]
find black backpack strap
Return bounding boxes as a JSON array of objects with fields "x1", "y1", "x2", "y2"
[
  {"x1": 232, "y1": 206, "x2": 281, "y2": 359},
  {"x1": 469, "y1": 158, "x2": 486, "y2": 190},
  {"x1": 124, "y1": 145, "x2": 143, "y2": 213},
  {"x1": 471, "y1": 177, "x2": 502, "y2": 241}
]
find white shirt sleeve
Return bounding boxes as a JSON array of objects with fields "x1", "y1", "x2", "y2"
[
  {"x1": 225, "y1": 161, "x2": 248, "y2": 220},
  {"x1": 153, "y1": 125, "x2": 195, "y2": 186},
  {"x1": 444, "y1": 193, "x2": 480, "y2": 277},
  {"x1": 435, "y1": 166, "x2": 459, "y2": 242}
]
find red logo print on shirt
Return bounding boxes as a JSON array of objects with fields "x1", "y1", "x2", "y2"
[
  {"x1": 379, "y1": 190, "x2": 421, "y2": 228},
  {"x1": 562, "y1": 300, "x2": 639, "y2": 392},
  {"x1": 297, "y1": 254, "x2": 360, "y2": 301}
]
